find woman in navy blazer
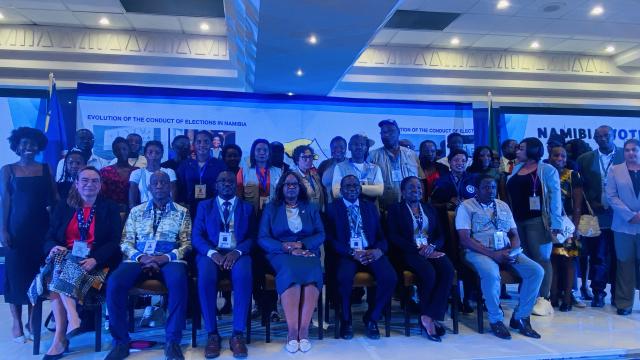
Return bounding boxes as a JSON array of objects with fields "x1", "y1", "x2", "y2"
[
  {"x1": 42, "y1": 167, "x2": 122, "y2": 359},
  {"x1": 258, "y1": 171, "x2": 324, "y2": 353},
  {"x1": 386, "y1": 176, "x2": 454, "y2": 342}
]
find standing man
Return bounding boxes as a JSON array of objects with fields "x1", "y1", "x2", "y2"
[
  {"x1": 162, "y1": 135, "x2": 191, "y2": 172},
  {"x1": 270, "y1": 141, "x2": 290, "y2": 172},
  {"x1": 318, "y1": 136, "x2": 347, "y2": 206},
  {"x1": 499, "y1": 139, "x2": 518, "y2": 175},
  {"x1": 576, "y1": 125, "x2": 624, "y2": 307},
  {"x1": 55, "y1": 129, "x2": 108, "y2": 179},
  {"x1": 368, "y1": 119, "x2": 420, "y2": 210},
  {"x1": 193, "y1": 171, "x2": 255, "y2": 358},
  {"x1": 325, "y1": 175, "x2": 396, "y2": 339},
  {"x1": 105, "y1": 171, "x2": 192, "y2": 360},
  {"x1": 332, "y1": 134, "x2": 383, "y2": 203},
  {"x1": 437, "y1": 132, "x2": 471, "y2": 169}
]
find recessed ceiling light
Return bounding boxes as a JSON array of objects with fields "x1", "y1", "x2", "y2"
[
  {"x1": 450, "y1": 37, "x2": 460, "y2": 45},
  {"x1": 68, "y1": 101, "x2": 72, "y2": 104},
  {"x1": 200, "y1": 22, "x2": 210, "y2": 31},
  {"x1": 590, "y1": 5, "x2": 604, "y2": 16},
  {"x1": 307, "y1": 34, "x2": 317, "y2": 45},
  {"x1": 530, "y1": 41, "x2": 540, "y2": 49},
  {"x1": 496, "y1": 0, "x2": 510, "y2": 10},
  {"x1": 287, "y1": 92, "x2": 294, "y2": 96},
  {"x1": 99, "y1": 17, "x2": 110, "y2": 26},
  {"x1": 0, "y1": 12, "x2": 5, "y2": 20},
  {"x1": 605, "y1": 45, "x2": 615, "y2": 53},
  {"x1": 296, "y1": 69, "x2": 304, "y2": 77}
]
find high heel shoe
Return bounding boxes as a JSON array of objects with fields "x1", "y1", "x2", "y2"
[
  {"x1": 42, "y1": 340, "x2": 68, "y2": 360},
  {"x1": 419, "y1": 321, "x2": 441, "y2": 342},
  {"x1": 434, "y1": 321, "x2": 446, "y2": 337}
]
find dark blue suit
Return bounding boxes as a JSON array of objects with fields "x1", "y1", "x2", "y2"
[
  {"x1": 193, "y1": 197, "x2": 255, "y2": 334},
  {"x1": 326, "y1": 199, "x2": 397, "y2": 323}
]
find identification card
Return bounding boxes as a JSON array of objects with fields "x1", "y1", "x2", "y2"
[
  {"x1": 391, "y1": 169, "x2": 403, "y2": 182},
  {"x1": 529, "y1": 196, "x2": 541, "y2": 211},
  {"x1": 143, "y1": 239, "x2": 157, "y2": 255},
  {"x1": 71, "y1": 240, "x2": 90, "y2": 258},
  {"x1": 493, "y1": 231, "x2": 507, "y2": 250},
  {"x1": 195, "y1": 184, "x2": 207, "y2": 199},
  {"x1": 259, "y1": 196, "x2": 269, "y2": 210},
  {"x1": 350, "y1": 237, "x2": 363, "y2": 250},
  {"x1": 415, "y1": 236, "x2": 429, "y2": 247},
  {"x1": 218, "y1": 232, "x2": 233, "y2": 249}
]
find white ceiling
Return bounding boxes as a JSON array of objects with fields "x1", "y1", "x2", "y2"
[{"x1": 0, "y1": 0, "x2": 227, "y2": 35}]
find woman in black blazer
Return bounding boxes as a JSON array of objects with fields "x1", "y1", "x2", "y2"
[
  {"x1": 386, "y1": 176, "x2": 455, "y2": 342},
  {"x1": 41, "y1": 166, "x2": 122, "y2": 359}
]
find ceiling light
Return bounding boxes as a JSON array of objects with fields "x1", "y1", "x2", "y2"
[
  {"x1": 450, "y1": 37, "x2": 460, "y2": 45},
  {"x1": 287, "y1": 92, "x2": 294, "y2": 96},
  {"x1": 590, "y1": 5, "x2": 604, "y2": 16},
  {"x1": 307, "y1": 34, "x2": 317, "y2": 45},
  {"x1": 496, "y1": 0, "x2": 510, "y2": 10},
  {"x1": 530, "y1": 41, "x2": 540, "y2": 49},
  {"x1": 605, "y1": 45, "x2": 615, "y2": 53},
  {"x1": 99, "y1": 17, "x2": 110, "y2": 26},
  {"x1": 295, "y1": 69, "x2": 303, "y2": 77},
  {"x1": 0, "y1": 12, "x2": 5, "y2": 20},
  {"x1": 200, "y1": 22, "x2": 210, "y2": 31}
]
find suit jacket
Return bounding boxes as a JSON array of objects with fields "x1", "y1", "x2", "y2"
[
  {"x1": 258, "y1": 201, "x2": 325, "y2": 257},
  {"x1": 44, "y1": 197, "x2": 122, "y2": 270},
  {"x1": 192, "y1": 197, "x2": 256, "y2": 256},
  {"x1": 606, "y1": 163, "x2": 640, "y2": 235},
  {"x1": 325, "y1": 199, "x2": 387, "y2": 257},
  {"x1": 577, "y1": 148, "x2": 624, "y2": 224},
  {"x1": 385, "y1": 201, "x2": 444, "y2": 255}
]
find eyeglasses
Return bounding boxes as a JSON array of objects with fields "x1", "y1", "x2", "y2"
[
  {"x1": 284, "y1": 182, "x2": 299, "y2": 188},
  {"x1": 300, "y1": 155, "x2": 313, "y2": 160}
]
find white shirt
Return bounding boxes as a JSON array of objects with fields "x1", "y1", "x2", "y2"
[
  {"x1": 437, "y1": 156, "x2": 473, "y2": 169},
  {"x1": 130, "y1": 167, "x2": 176, "y2": 203},
  {"x1": 207, "y1": 196, "x2": 241, "y2": 257},
  {"x1": 455, "y1": 199, "x2": 517, "y2": 230},
  {"x1": 343, "y1": 198, "x2": 368, "y2": 248},
  {"x1": 55, "y1": 151, "x2": 109, "y2": 180},
  {"x1": 109, "y1": 155, "x2": 147, "y2": 168}
]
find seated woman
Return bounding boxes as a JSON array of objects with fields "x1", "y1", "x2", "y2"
[
  {"x1": 258, "y1": 171, "x2": 325, "y2": 353},
  {"x1": 38, "y1": 166, "x2": 122, "y2": 359},
  {"x1": 386, "y1": 176, "x2": 455, "y2": 342}
]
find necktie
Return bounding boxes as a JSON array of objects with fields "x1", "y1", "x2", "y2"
[
  {"x1": 507, "y1": 160, "x2": 515, "y2": 174},
  {"x1": 348, "y1": 205, "x2": 360, "y2": 234},
  {"x1": 223, "y1": 201, "x2": 231, "y2": 223}
]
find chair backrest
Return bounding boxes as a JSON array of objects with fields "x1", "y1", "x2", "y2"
[{"x1": 445, "y1": 209, "x2": 464, "y2": 272}]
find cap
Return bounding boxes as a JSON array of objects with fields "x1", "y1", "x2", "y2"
[{"x1": 378, "y1": 119, "x2": 399, "y2": 129}]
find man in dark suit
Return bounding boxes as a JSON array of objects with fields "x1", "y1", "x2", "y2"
[
  {"x1": 576, "y1": 125, "x2": 624, "y2": 307},
  {"x1": 193, "y1": 171, "x2": 256, "y2": 358},
  {"x1": 325, "y1": 175, "x2": 397, "y2": 340}
]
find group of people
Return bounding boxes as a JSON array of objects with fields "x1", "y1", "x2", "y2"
[{"x1": 1, "y1": 120, "x2": 639, "y2": 360}]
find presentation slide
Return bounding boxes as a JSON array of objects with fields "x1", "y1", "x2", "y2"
[{"x1": 77, "y1": 84, "x2": 474, "y2": 165}]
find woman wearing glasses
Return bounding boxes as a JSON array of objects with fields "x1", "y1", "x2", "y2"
[{"x1": 292, "y1": 145, "x2": 324, "y2": 211}]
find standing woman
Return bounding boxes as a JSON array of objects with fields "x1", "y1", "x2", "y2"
[
  {"x1": 100, "y1": 137, "x2": 137, "y2": 212},
  {"x1": 548, "y1": 146, "x2": 583, "y2": 311},
  {"x1": 386, "y1": 176, "x2": 454, "y2": 342},
  {"x1": 418, "y1": 140, "x2": 448, "y2": 202},
  {"x1": 506, "y1": 137, "x2": 563, "y2": 316},
  {"x1": 605, "y1": 138, "x2": 640, "y2": 316},
  {"x1": 222, "y1": 143, "x2": 244, "y2": 198},
  {"x1": 130, "y1": 140, "x2": 177, "y2": 209},
  {"x1": 258, "y1": 171, "x2": 325, "y2": 353},
  {"x1": 40, "y1": 166, "x2": 122, "y2": 359},
  {"x1": 57, "y1": 149, "x2": 86, "y2": 202},
  {"x1": 467, "y1": 146, "x2": 501, "y2": 182},
  {"x1": 0, "y1": 127, "x2": 57, "y2": 342},
  {"x1": 292, "y1": 145, "x2": 324, "y2": 211},
  {"x1": 242, "y1": 139, "x2": 282, "y2": 213}
]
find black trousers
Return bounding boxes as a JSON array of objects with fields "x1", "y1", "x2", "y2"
[{"x1": 401, "y1": 253, "x2": 454, "y2": 321}]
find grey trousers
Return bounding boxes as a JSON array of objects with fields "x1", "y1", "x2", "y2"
[
  {"x1": 613, "y1": 231, "x2": 640, "y2": 310},
  {"x1": 517, "y1": 217, "x2": 553, "y2": 298}
]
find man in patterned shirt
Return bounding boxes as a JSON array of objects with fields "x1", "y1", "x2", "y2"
[{"x1": 105, "y1": 171, "x2": 192, "y2": 360}]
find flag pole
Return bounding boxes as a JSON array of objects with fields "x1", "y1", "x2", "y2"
[{"x1": 45, "y1": 73, "x2": 54, "y2": 132}]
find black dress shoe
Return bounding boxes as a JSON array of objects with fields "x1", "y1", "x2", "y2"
[
  {"x1": 104, "y1": 343, "x2": 130, "y2": 360},
  {"x1": 340, "y1": 322, "x2": 354, "y2": 340},
  {"x1": 489, "y1": 321, "x2": 511, "y2": 340},
  {"x1": 365, "y1": 320, "x2": 380, "y2": 340},
  {"x1": 580, "y1": 287, "x2": 593, "y2": 301},
  {"x1": 419, "y1": 321, "x2": 441, "y2": 342},
  {"x1": 165, "y1": 342, "x2": 184, "y2": 360},
  {"x1": 434, "y1": 322, "x2": 445, "y2": 337},
  {"x1": 591, "y1": 292, "x2": 605, "y2": 308},
  {"x1": 559, "y1": 303, "x2": 572, "y2": 312},
  {"x1": 460, "y1": 301, "x2": 474, "y2": 314},
  {"x1": 509, "y1": 316, "x2": 541, "y2": 339},
  {"x1": 617, "y1": 308, "x2": 632, "y2": 316}
]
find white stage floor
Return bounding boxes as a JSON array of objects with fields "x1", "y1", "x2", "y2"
[{"x1": 3, "y1": 288, "x2": 639, "y2": 360}]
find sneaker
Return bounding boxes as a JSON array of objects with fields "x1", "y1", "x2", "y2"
[{"x1": 532, "y1": 297, "x2": 553, "y2": 316}]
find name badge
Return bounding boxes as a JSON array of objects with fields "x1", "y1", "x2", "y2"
[
  {"x1": 72, "y1": 240, "x2": 90, "y2": 258},
  {"x1": 219, "y1": 232, "x2": 233, "y2": 249},
  {"x1": 493, "y1": 231, "x2": 507, "y2": 250},
  {"x1": 391, "y1": 169, "x2": 403, "y2": 182},
  {"x1": 529, "y1": 196, "x2": 541, "y2": 211},
  {"x1": 259, "y1": 196, "x2": 270, "y2": 210},
  {"x1": 415, "y1": 236, "x2": 429, "y2": 247},
  {"x1": 143, "y1": 239, "x2": 157, "y2": 255},
  {"x1": 195, "y1": 184, "x2": 207, "y2": 199},
  {"x1": 350, "y1": 237, "x2": 363, "y2": 250}
]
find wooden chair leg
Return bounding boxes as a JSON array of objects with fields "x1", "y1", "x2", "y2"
[
  {"x1": 32, "y1": 298, "x2": 43, "y2": 355},
  {"x1": 95, "y1": 303, "x2": 103, "y2": 352},
  {"x1": 385, "y1": 302, "x2": 391, "y2": 338},
  {"x1": 264, "y1": 306, "x2": 271, "y2": 343},
  {"x1": 191, "y1": 297, "x2": 199, "y2": 348},
  {"x1": 477, "y1": 297, "x2": 484, "y2": 334},
  {"x1": 246, "y1": 306, "x2": 252, "y2": 344},
  {"x1": 403, "y1": 286, "x2": 411, "y2": 337},
  {"x1": 127, "y1": 296, "x2": 136, "y2": 333},
  {"x1": 334, "y1": 297, "x2": 340, "y2": 339},
  {"x1": 452, "y1": 283, "x2": 460, "y2": 335},
  {"x1": 317, "y1": 290, "x2": 323, "y2": 340}
]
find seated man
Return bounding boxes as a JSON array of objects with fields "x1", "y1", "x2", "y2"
[
  {"x1": 193, "y1": 171, "x2": 255, "y2": 359},
  {"x1": 325, "y1": 175, "x2": 397, "y2": 340},
  {"x1": 455, "y1": 174, "x2": 544, "y2": 340},
  {"x1": 105, "y1": 171, "x2": 192, "y2": 360}
]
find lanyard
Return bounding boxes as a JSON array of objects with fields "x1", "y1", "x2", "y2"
[
  {"x1": 406, "y1": 203, "x2": 426, "y2": 233},
  {"x1": 530, "y1": 172, "x2": 539, "y2": 196},
  {"x1": 350, "y1": 160, "x2": 370, "y2": 180},
  {"x1": 256, "y1": 167, "x2": 268, "y2": 194},
  {"x1": 475, "y1": 198, "x2": 499, "y2": 229},
  {"x1": 77, "y1": 206, "x2": 96, "y2": 242},
  {"x1": 599, "y1": 153, "x2": 613, "y2": 180},
  {"x1": 152, "y1": 206, "x2": 166, "y2": 237},
  {"x1": 198, "y1": 160, "x2": 208, "y2": 184},
  {"x1": 347, "y1": 204, "x2": 362, "y2": 236},
  {"x1": 217, "y1": 199, "x2": 237, "y2": 232},
  {"x1": 298, "y1": 168, "x2": 316, "y2": 192}
]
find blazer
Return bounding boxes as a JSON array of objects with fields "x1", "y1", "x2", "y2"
[
  {"x1": 606, "y1": 163, "x2": 640, "y2": 235},
  {"x1": 43, "y1": 197, "x2": 122, "y2": 270},
  {"x1": 258, "y1": 201, "x2": 325, "y2": 257},
  {"x1": 325, "y1": 199, "x2": 387, "y2": 257},
  {"x1": 577, "y1": 148, "x2": 624, "y2": 224},
  {"x1": 192, "y1": 197, "x2": 256, "y2": 256},
  {"x1": 385, "y1": 201, "x2": 444, "y2": 255}
]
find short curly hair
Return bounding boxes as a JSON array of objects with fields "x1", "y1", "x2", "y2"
[{"x1": 8, "y1": 127, "x2": 48, "y2": 153}]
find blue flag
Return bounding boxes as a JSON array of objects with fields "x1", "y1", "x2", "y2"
[{"x1": 38, "y1": 82, "x2": 68, "y2": 174}]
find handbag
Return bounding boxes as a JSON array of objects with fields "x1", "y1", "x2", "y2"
[
  {"x1": 578, "y1": 193, "x2": 601, "y2": 237},
  {"x1": 554, "y1": 170, "x2": 577, "y2": 244}
]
